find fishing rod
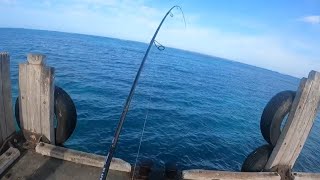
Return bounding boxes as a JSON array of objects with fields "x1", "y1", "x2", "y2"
[{"x1": 100, "y1": 5, "x2": 185, "y2": 180}]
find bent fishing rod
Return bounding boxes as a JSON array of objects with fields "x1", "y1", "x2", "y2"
[{"x1": 100, "y1": 5, "x2": 184, "y2": 180}]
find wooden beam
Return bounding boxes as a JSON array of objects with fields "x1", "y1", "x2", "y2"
[
  {"x1": 19, "y1": 54, "x2": 55, "y2": 144},
  {"x1": 0, "y1": 53, "x2": 5, "y2": 145},
  {"x1": 0, "y1": 52, "x2": 15, "y2": 145},
  {"x1": 40, "y1": 66, "x2": 55, "y2": 143},
  {"x1": 265, "y1": 71, "x2": 320, "y2": 169},
  {"x1": 35, "y1": 142, "x2": 131, "y2": 173},
  {"x1": 182, "y1": 170, "x2": 281, "y2": 180},
  {"x1": 292, "y1": 172, "x2": 320, "y2": 180},
  {"x1": 18, "y1": 64, "x2": 27, "y2": 130},
  {"x1": 0, "y1": 147, "x2": 20, "y2": 175}
]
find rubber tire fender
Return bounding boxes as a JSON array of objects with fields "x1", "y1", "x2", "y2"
[
  {"x1": 54, "y1": 86, "x2": 77, "y2": 145},
  {"x1": 260, "y1": 90, "x2": 295, "y2": 146},
  {"x1": 15, "y1": 86, "x2": 77, "y2": 145},
  {"x1": 241, "y1": 144, "x2": 273, "y2": 172}
]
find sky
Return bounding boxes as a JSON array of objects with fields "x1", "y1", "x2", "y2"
[{"x1": 0, "y1": 0, "x2": 319, "y2": 77}]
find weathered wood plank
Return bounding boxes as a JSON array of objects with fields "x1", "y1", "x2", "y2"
[
  {"x1": 265, "y1": 71, "x2": 320, "y2": 169},
  {"x1": 285, "y1": 73, "x2": 319, "y2": 164},
  {"x1": 182, "y1": 170, "x2": 281, "y2": 180},
  {"x1": 2, "y1": 149, "x2": 130, "y2": 180},
  {"x1": 1, "y1": 53, "x2": 15, "y2": 139},
  {"x1": 0, "y1": 147, "x2": 20, "y2": 175},
  {"x1": 40, "y1": 66, "x2": 55, "y2": 144},
  {"x1": 26, "y1": 64, "x2": 41, "y2": 133},
  {"x1": 0, "y1": 54, "x2": 5, "y2": 145},
  {"x1": 19, "y1": 54, "x2": 55, "y2": 143},
  {"x1": 265, "y1": 78, "x2": 308, "y2": 169},
  {"x1": 0, "y1": 53, "x2": 15, "y2": 145},
  {"x1": 292, "y1": 172, "x2": 320, "y2": 180},
  {"x1": 287, "y1": 73, "x2": 320, "y2": 165},
  {"x1": 19, "y1": 63, "x2": 28, "y2": 130},
  {"x1": 35, "y1": 142, "x2": 131, "y2": 173}
]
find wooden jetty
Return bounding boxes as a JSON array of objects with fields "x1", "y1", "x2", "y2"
[{"x1": 0, "y1": 52, "x2": 320, "y2": 179}]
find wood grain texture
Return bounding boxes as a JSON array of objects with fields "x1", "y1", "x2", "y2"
[
  {"x1": 0, "y1": 54, "x2": 5, "y2": 145},
  {"x1": 19, "y1": 54, "x2": 55, "y2": 143},
  {"x1": 182, "y1": 170, "x2": 280, "y2": 180},
  {"x1": 19, "y1": 63, "x2": 28, "y2": 130},
  {"x1": 26, "y1": 64, "x2": 41, "y2": 133},
  {"x1": 35, "y1": 143, "x2": 131, "y2": 173},
  {"x1": 1, "y1": 54, "x2": 15, "y2": 138},
  {"x1": 292, "y1": 172, "x2": 320, "y2": 180},
  {"x1": 265, "y1": 71, "x2": 320, "y2": 169},
  {"x1": 0, "y1": 53, "x2": 15, "y2": 145},
  {"x1": 40, "y1": 66, "x2": 55, "y2": 144},
  {"x1": 0, "y1": 147, "x2": 20, "y2": 175}
]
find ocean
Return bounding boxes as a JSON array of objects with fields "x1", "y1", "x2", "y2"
[{"x1": 1, "y1": 28, "x2": 319, "y2": 172}]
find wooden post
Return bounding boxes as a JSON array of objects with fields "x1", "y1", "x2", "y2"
[
  {"x1": 19, "y1": 54, "x2": 55, "y2": 144},
  {"x1": 265, "y1": 71, "x2": 320, "y2": 171},
  {"x1": 0, "y1": 52, "x2": 15, "y2": 146}
]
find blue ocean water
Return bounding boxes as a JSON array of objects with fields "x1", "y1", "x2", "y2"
[{"x1": 1, "y1": 28, "x2": 319, "y2": 172}]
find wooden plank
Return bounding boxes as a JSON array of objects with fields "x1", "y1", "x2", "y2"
[
  {"x1": 265, "y1": 78, "x2": 308, "y2": 169},
  {"x1": 287, "y1": 72, "x2": 320, "y2": 166},
  {"x1": 265, "y1": 71, "x2": 320, "y2": 169},
  {"x1": 40, "y1": 66, "x2": 55, "y2": 144},
  {"x1": 0, "y1": 52, "x2": 15, "y2": 145},
  {"x1": 26, "y1": 64, "x2": 42, "y2": 133},
  {"x1": 1, "y1": 150, "x2": 130, "y2": 180},
  {"x1": 292, "y1": 172, "x2": 320, "y2": 180},
  {"x1": 19, "y1": 54, "x2": 55, "y2": 143},
  {"x1": 182, "y1": 170, "x2": 281, "y2": 180},
  {"x1": 0, "y1": 54, "x2": 5, "y2": 145},
  {"x1": 19, "y1": 63, "x2": 28, "y2": 130},
  {"x1": 0, "y1": 147, "x2": 20, "y2": 175},
  {"x1": 1, "y1": 53, "x2": 15, "y2": 139},
  {"x1": 35, "y1": 142, "x2": 131, "y2": 173}
]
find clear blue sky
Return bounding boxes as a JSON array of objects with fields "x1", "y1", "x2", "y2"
[{"x1": 0, "y1": 0, "x2": 319, "y2": 77}]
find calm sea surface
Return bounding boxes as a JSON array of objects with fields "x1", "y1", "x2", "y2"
[{"x1": 1, "y1": 28, "x2": 319, "y2": 172}]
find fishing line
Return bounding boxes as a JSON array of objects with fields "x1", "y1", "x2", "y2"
[
  {"x1": 131, "y1": 39, "x2": 166, "y2": 180},
  {"x1": 100, "y1": 5, "x2": 186, "y2": 180},
  {"x1": 131, "y1": 8, "x2": 186, "y2": 178},
  {"x1": 131, "y1": 68, "x2": 155, "y2": 180}
]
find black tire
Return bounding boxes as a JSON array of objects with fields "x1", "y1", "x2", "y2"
[
  {"x1": 15, "y1": 86, "x2": 77, "y2": 145},
  {"x1": 260, "y1": 91, "x2": 295, "y2": 146},
  {"x1": 241, "y1": 144, "x2": 273, "y2": 172},
  {"x1": 54, "y1": 86, "x2": 77, "y2": 145}
]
